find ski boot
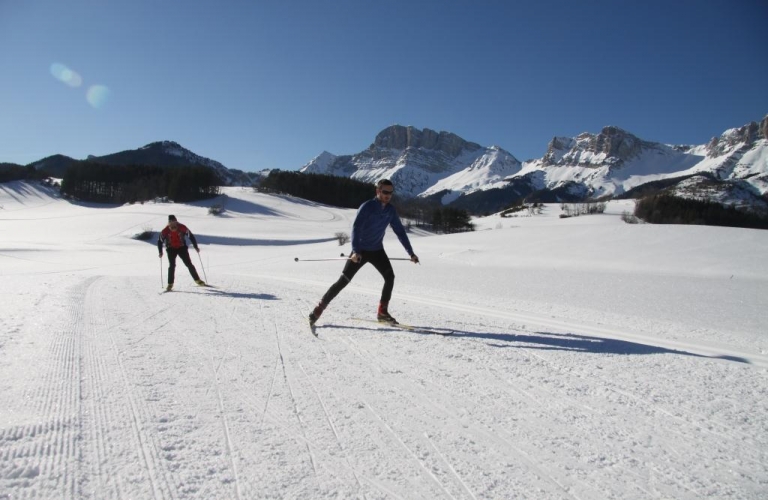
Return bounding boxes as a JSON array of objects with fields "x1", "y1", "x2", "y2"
[
  {"x1": 309, "y1": 301, "x2": 326, "y2": 326},
  {"x1": 377, "y1": 301, "x2": 397, "y2": 324}
]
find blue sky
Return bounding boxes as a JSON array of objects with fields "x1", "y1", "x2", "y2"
[{"x1": 2, "y1": 0, "x2": 766, "y2": 171}]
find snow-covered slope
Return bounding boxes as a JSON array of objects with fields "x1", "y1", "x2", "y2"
[
  {"x1": 1, "y1": 181, "x2": 767, "y2": 498},
  {"x1": 302, "y1": 117, "x2": 768, "y2": 212},
  {"x1": 515, "y1": 119, "x2": 768, "y2": 200},
  {"x1": 301, "y1": 125, "x2": 522, "y2": 197}
]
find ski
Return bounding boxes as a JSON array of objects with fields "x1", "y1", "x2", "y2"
[
  {"x1": 308, "y1": 319, "x2": 319, "y2": 337},
  {"x1": 350, "y1": 317, "x2": 454, "y2": 336}
]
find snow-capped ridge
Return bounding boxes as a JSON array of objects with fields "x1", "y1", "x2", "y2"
[{"x1": 301, "y1": 125, "x2": 520, "y2": 198}]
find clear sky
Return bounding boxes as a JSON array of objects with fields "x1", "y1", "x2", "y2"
[{"x1": 2, "y1": 0, "x2": 767, "y2": 171}]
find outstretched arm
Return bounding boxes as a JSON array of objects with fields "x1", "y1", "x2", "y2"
[
  {"x1": 390, "y1": 212, "x2": 415, "y2": 259},
  {"x1": 187, "y1": 230, "x2": 199, "y2": 252}
]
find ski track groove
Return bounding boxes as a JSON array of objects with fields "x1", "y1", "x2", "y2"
[
  {"x1": 256, "y1": 300, "x2": 279, "y2": 430},
  {"x1": 291, "y1": 283, "x2": 584, "y2": 498},
  {"x1": 198, "y1": 280, "x2": 464, "y2": 498},
  {"x1": 482, "y1": 357, "x2": 701, "y2": 498},
  {"x1": 364, "y1": 401, "x2": 459, "y2": 500},
  {"x1": 521, "y1": 346, "x2": 765, "y2": 473},
  {"x1": 292, "y1": 316, "x2": 414, "y2": 499},
  {"x1": 183, "y1": 284, "x2": 266, "y2": 496},
  {"x1": 81, "y1": 280, "x2": 110, "y2": 498},
  {"x1": 286, "y1": 289, "x2": 425, "y2": 498},
  {"x1": 342, "y1": 334, "x2": 586, "y2": 500},
  {"x1": 295, "y1": 360, "x2": 368, "y2": 498},
  {"x1": 224, "y1": 294, "x2": 376, "y2": 494},
  {"x1": 272, "y1": 316, "x2": 319, "y2": 477},
  {"x1": 510, "y1": 325, "x2": 756, "y2": 452},
  {"x1": 360, "y1": 324, "x2": 725, "y2": 499},
  {"x1": 30, "y1": 277, "x2": 94, "y2": 498},
  {"x1": 101, "y1": 280, "x2": 169, "y2": 500},
  {"x1": 203, "y1": 344, "x2": 243, "y2": 500},
  {"x1": 423, "y1": 431, "x2": 478, "y2": 500}
]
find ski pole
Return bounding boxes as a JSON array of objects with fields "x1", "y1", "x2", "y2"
[
  {"x1": 294, "y1": 255, "x2": 414, "y2": 262},
  {"x1": 294, "y1": 257, "x2": 350, "y2": 262},
  {"x1": 196, "y1": 250, "x2": 208, "y2": 283},
  {"x1": 160, "y1": 255, "x2": 164, "y2": 287},
  {"x1": 341, "y1": 254, "x2": 411, "y2": 260},
  {"x1": 339, "y1": 252, "x2": 412, "y2": 261}
]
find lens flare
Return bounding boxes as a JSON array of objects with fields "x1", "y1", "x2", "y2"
[
  {"x1": 49, "y1": 63, "x2": 82, "y2": 87},
  {"x1": 86, "y1": 85, "x2": 111, "y2": 109}
]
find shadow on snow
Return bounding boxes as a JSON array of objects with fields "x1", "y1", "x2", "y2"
[
  {"x1": 168, "y1": 288, "x2": 279, "y2": 300},
  {"x1": 142, "y1": 235, "x2": 337, "y2": 246},
  {"x1": 323, "y1": 323, "x2": 750, "y2": 365}
]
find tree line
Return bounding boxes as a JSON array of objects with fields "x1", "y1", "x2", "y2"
[
  {"x1": 0, "y1": 163, "x2": 47, "y2": 183},
  {"x1": 259, "y1": 171, "x2": 474, "y2": 233},
  {"x1": 258, "y1": 170, "x2": 374, "y2": 209},
  {"x1": 61, "y1": 162, "x2": 220, "y2": 203},
  {"x1": 634, "y1": 194, "x2": 768, "y2": 229}
]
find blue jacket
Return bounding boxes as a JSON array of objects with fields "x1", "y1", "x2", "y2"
[{"x1": 351, "y1": 198, "x2": 414, "y2": 256}]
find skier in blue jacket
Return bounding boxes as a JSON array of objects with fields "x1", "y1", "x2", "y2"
[{"x1": 309, "y1": 179, "x2": 419, "y2": 325}]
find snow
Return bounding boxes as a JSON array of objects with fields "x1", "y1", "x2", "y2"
[
  {"x1": 421, "y1": 148, "x2": 523, "y2": 197},
  {"x1": 1, "y1": 181, "x2": 767, "y2": 499}
]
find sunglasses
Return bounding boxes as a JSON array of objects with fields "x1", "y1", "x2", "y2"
[{"x1": 380, "y1": 190, "x2": 394, "y2": 195}]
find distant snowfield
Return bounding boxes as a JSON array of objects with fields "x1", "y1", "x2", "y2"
[{"x1": 1, "y1": 181, "x2": 766, "y2": 499}]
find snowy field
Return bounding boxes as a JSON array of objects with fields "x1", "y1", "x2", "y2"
[{"x1": 1, "y1": 181, "x2": 767, "y2": 499}]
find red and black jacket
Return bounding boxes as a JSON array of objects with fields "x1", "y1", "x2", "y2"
[{"x1": 157, "y1": 223, "x2": 199, "y2": 254}]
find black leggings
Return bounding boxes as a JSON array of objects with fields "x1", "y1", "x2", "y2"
[
  {"x1": 321, "y1": 249, "x2": 395, "y2": 305},
  {"x1": 167, "y1": 247, "x2": 200, "y2": 284}
]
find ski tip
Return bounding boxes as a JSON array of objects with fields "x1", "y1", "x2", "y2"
[{"x1": 308, "y1": 319, "x2": 319, "y2": 337}]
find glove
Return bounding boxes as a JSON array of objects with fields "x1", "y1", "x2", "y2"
[
  {"x1": 411, "y1": 254, "x2": 419, "y2": 264},
  {"x1": 194, "y1": 247, "x2": 200, "y2": 253},
  {"x1": 159, "y1": 252, "x2": 163, "y2": 258}
]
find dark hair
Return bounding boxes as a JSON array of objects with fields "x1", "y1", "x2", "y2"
[
  {"x1": 168, "y1": 215, "x2": 177, "y2": 222},
  {"x1": 376, "y1": 179, "x2": 393, "y2": 189}
]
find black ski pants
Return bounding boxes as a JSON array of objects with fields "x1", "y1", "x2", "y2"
[
  {"x1": 321, "y1": 249, "x2": 395, "y2": 305},
  {"x1": 167, "y1": 246, "x2": 200, "y2": 284}
]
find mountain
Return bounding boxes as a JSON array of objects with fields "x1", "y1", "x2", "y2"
[
  {"x1": 27, "y1": 142, "x2": 265, "y2": 186},
  {"x1": 28, "y1": 154, "x2": 78, "y2": 178},
  {"x1": 300, "y1": 125, "x2": 522, "y2": 200},
  {"x1": 17, "y1": 115, "x2": 768, "y2": 214},
  {"x1": 302, "y1": 117, "x2": 768, "y2": 214},
  {"x1": 528, "y1": 119, "x2": 768, "y2": 198},
  {"x1": 84, "y1": 141, "x2": 265, "y2": 186}
]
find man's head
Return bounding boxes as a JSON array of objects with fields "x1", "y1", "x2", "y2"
[
  {"x1": 168, "y1": 215, "x2": 178, "y2": 228},
  {"x1": 376, "y1": 179, "x2": 394, "y2": 204}
]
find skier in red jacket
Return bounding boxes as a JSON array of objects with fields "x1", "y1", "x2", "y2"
[{"x1": 157, "y1": 215, "x2": 205, "y2": 291}]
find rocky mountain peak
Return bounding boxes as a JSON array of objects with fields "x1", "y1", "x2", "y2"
[
  {"x1": 706, "y1": 118, "x2": 766, "y2": 157},
  {"x1": 140, "y1": 140, "x2": 184, "y2": 152},
  {"x1": 371, "y1": 125, "x2": 481, "y2": 158},
  {"x1": 542, "y1": 136, "x2": 576, "y2": 165},
  {"x1": 543, "y1": 127, "x2": 645, "y2": 167},
  {"x1": 593, "y1": 126, "x2": 643, "y2": 159}
]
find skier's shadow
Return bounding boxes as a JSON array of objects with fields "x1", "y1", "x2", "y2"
[
  {"x1": 176, "y1": 288, "x2": 279, "y2": 300},
  {"x1": 205, "y1": 289, "x2": 279, "y2": 300},
  {"x1": 466, "y1": 330, "x2": 749, "y2": 363},
  {"x1": 326, "y1": 324, "x2": 750, "y2": 364}
]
